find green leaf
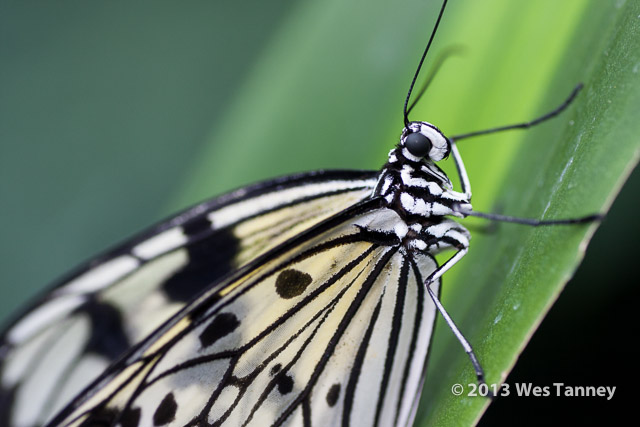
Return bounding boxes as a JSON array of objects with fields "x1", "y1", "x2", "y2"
[{"x1": 415, "y1": 1, "x2": 640, "y2": 425}]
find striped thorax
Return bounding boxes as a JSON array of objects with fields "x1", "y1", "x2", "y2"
[{"x1": 373, "y1": 121, "x2": 471, "y2": 253}]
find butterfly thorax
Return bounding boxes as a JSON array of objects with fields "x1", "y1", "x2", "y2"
[{"x1": 372, "y1": 121, "x2": 472, "y2": 254}]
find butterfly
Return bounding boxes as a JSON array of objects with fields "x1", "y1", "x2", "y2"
[{"x1": 0, "y1": 1, "x2": 602, "y2": 426}]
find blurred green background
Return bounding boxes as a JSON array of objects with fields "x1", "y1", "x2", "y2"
[{"x1": 1, "y1": 0, "x2": 637, "y2": 425}]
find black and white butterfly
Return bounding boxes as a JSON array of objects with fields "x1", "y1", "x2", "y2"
[{"x1": 0, "y1": 1, "x2": 601, "y2": 426}]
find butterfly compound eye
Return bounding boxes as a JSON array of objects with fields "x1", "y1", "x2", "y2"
[{"x1": 405, "y1": 132, "x2": 432, "y2": 158}]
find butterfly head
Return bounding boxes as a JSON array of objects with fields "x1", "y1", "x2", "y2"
[
  {"x1": 374, "y1": 120, "x2": 470, "y2": 221},
  {"x1": 400, "y1": 121, "x2": 450, "y2": 163}
]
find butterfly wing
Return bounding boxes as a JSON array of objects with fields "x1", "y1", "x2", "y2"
[
  {"x1": 0, "y1": 170, "x2": 378, "y2": 427},
  {"x1": 47, "y1": 202, "x2": 440, "y2": 427}
]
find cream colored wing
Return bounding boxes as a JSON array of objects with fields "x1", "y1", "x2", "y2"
[
  {"x1": 49, "y1": 203, "x2": 439, "y2": 427},
  {"x1": 0, "y1": 170, "x2": 377, "y2": 427}
]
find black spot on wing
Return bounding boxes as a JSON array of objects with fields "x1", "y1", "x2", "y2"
[
  {"x1": 326, "y1": 383, "x2": 341, "y2": 407},
  {"x1": 120, "y1": 407, "x2": 141, "y2": 427},
  {"x1": 275, "y1": 269, "x2": 312, "y2": 299},
  {"x1": 162, "y1": 218, "x2": 240, "y2": 302},
  {"x1": 199, "y1": 312, "x2": 240, "y2": 348},
  {"x1": 82, "y1": 299, "x2": 130, "y2": 360},
  {"x1": 270, "y1": 363, "x2": 282, "y2": 376},
  {"x1": 276, "y1": 373, "x2": 294, "y2": 395},
  {"x1": 153, "y1": 392, "x2": 177, "y2": 426}
]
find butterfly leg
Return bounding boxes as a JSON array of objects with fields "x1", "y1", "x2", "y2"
[
  {"x1": 449, "y1": 119, "x2": 602, "y2": 226},
  {"x1": 445, "y1": 84, "x2": 603, "y2": 225},
  {"x1": 450, "y1": 84, "x2": 583, "y2": 142},
  {"x1": 449, "y1": 138, "x2": 471, "y2": 199},
  {"x1": 455, "y1": 208, "x2": 603, "y2": 226},
  {"x1": 421, "y1": 248, "x2": 492, "y2": 395},
  {"x1": 447, "y1": 83, "x2": 585, "y2": 202}
]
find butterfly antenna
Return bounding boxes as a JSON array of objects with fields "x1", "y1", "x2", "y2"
[{"x1": 403, "y1": 0, "x2": 448, "y2": 127}]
